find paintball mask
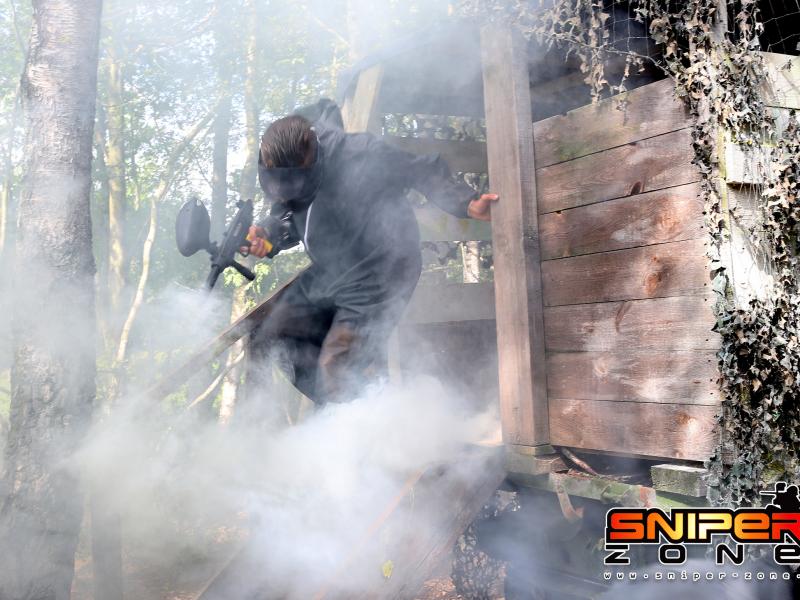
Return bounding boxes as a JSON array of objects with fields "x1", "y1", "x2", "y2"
[{"x1": 257, "y1": 131, "x2": 324, "y2": 213}]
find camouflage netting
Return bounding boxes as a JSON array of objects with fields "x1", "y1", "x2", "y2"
[{"x1": 457, "y1": 0, "x2": 800, "y2": 507}]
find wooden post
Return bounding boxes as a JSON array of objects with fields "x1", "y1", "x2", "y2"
[
  {"x1": 481, "y1": 24, "x2": 550, "y2": 447},
  {"x1": 341, "y1": 64, "x2": 384, "y2": 133}
]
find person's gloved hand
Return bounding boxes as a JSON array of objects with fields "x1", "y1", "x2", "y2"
[
  {"x1": 240, "y1": 225, "x2": 272, "y2": 258},
  {"x1": 467, "y1": 193, "x2": 499, "y2": 221}
]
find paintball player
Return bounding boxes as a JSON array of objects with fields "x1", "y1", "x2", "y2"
[{"x1": 244, "y1": 103, "x2": 498, "y2": 405}]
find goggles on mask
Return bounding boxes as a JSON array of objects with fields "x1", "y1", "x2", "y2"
[{"x1": 257, "y1": 131, "x2": 324, "y2": 211}]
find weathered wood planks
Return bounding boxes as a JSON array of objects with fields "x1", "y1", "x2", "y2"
[
  {"x1": 382, "y1": 135, "x2": 487, "y2": 174},
  {"x1": 525, "y1": 77, "x2": 718, "y2": 461},
  {"x1": 539, "y1": 183, "x2": 704, "y2": 259},
  {"x1": 547, "y1": 350, "x2": 720, "y2": 405},
  {"x1": 544, "y1": 296, "x2": 718, "y2": 352},
  {"x1": 481, "y1": 23, "x2": 549, "y2": 446},
  {"x1": 536, "y1": 128, "x2": 698, "y2": 214},
  {"x1": 541, "y1": 238, "x2": 710, "y2": 306},
  {"x1": 549, "y1": 399, "x2": 720, "y2": 461},
  {"x1": 533, "y1": 78, "x2": 690, "y2": 167}
]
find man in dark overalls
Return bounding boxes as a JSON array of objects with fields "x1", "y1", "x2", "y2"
[{"x1": 245, "y1": 104, "x2": 497, "y2": 405}]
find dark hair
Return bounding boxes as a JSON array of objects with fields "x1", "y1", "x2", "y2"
[{"x1": 259, "y1": 115, "x2": 316, "y2": 168}]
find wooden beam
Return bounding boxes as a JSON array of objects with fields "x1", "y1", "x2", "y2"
[
  {"x1": 378, "y1": 91, "x2": 485, "y2": 118},
  {"x1": 509, "y1": 471, "x2": 708, "y2": 509},
  {"x1": 143, "y1": 273, "x2": 302, "y2": 401},
  {"x1": 650, "y1": 464, "x2": 708, "y2": 497},
  {"x1": 414, "y1": 203, "x2": 492, "y2": 241},
  {"x1": 341, "y1": 64, "x2": 384, "y2": 133},
  {"x1": 381, "y1": 135, "x2": 487, "y2": 173},
  {"x1": 530, "y1": 71, "x2": 586, "y2": 100},
  {"x1": 549, "y1": 399, "x2": 720, "y2": 461},
  {"x1": 481, "y1": 24, "x2": 549, "y2": 447},
  {"x1": 533, "y1": 78, "x2": 690, "y2": 168}
]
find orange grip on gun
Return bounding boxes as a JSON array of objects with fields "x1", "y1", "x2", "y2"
[{"x1": 246, "y1": 230, "x2": 273, "y2": 258}]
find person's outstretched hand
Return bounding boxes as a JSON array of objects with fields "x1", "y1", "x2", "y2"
[{"x1": 467, "y1": 193, "x2": 499, "y2": 221}]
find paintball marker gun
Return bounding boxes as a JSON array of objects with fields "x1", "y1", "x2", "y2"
[{"x1": 175, "y1": 197, "x2": 256, "y2": 290}]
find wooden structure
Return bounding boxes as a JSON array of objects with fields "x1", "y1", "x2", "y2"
[
  {"x1": 154, "y1": 22, "x2": 800, "y2": 600},
  {"x1": 341, "y1": 25, "x2": 800, "y2": 472}
]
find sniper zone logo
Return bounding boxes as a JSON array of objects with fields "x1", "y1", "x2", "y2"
[{"x1": 604, "y1": 482, "x2": 800, "y2": 567}]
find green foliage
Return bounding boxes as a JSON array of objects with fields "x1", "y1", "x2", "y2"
[{"x1": 708, "y1": 113, "x2": 800, "y2": 505}]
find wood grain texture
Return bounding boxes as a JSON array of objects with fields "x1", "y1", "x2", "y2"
[
  {"x1": 541, "y1": 238, "x2": 710, "y2": 307},
  {"x1": 378, "y1": 92, "x2": 485, "y2": 118},
  {"x1": 549, "y1": 399, "x2": 720, "y2": 461},
  {"x1": 762, "y1": 52, "x2": 800, "y2": 109},
  {"x1": 533, "y1": 78, "x2": 690, "y2": 167},
  {"x1": 547, "y1": 350, "x2": 721, "y2": 405},
  {"x1": 536, "y1": 128, "x2": 699, "y2": 214},
  {"x1": 544, "y1": 296, "x2": 718, "y2": 352},
  {"x1": 382, "y1": 135, "x2": 487, "y2": 173},
  {"x1": 481, "y1": 24, "x2": 549, "y2": 446},
  {"x1": 539, "y1": 183, "x2": 704, "y2": 259},
  {"x1": 342, "y1": 64, "x2": 384, "y2": 133}
]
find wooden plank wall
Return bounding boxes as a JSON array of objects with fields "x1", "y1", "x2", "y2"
[{"x1": 532, "y1": 78, "x2": 722, "y2": 462}]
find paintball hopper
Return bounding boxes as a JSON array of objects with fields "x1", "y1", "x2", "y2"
[{"x1": 175, "y1": 197, "x2": 256, "y2": 290}]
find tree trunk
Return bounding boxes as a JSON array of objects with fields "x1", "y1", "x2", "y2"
[
  {"x1": 93, "y1": 102, "x2": 111, "y2": 337},
  {"x1": 186, "y1": 0, "x2": 234, "y2": 414},
  {"x1": 219, "y1": 0, "x2": 259, "y2": 424},
  {"x1": 103, "y1": 45, "x2": 126, "y2": 330},
  {"x1": 210, "y1": 91, "x2": 232, "y2": 240},
  {"x1": 0, "y1": 93, "x2": 20, "y2": 373},
  {"x1": 238, "y1": 0, "x2": 260, "y2": 203},
  {"x1": 91, "y1": 31, "x2": 127, "y2": 600},
  {"x1": 462, "y1": 241, "x2": 481, "y2": 283},
  {"x1": 209, "y1": 0, "x2": 233, "y2": 241},
  {"x1": 0, "y1": 1, "x2": 102, "y2": 599}
]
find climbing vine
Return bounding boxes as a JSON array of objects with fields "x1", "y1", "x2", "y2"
[{"x1": 459, "y1": 0, "x2": 800, "y2": 506}]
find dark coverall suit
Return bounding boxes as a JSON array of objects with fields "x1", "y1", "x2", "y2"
[{"x1": 250, "y1": 121, "x2": 477, "y2": 405}]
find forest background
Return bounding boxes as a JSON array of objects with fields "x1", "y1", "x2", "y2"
[
  {"x1": 0, "y1": 1, "x2": 493, "y2": 597},
  {"x1": 0, "y1": 0, "x2": 481, "y2": 434}
]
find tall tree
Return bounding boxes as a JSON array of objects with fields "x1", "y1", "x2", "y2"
[
  {"x1": 103, "y1": 42, "x2": 127, "y2": 326},
  {"x1": 0, "y1": 0, "x2": 103, "y2": 598},
  {"x1": 210, "y1": 0, "x2": 233, "y2": 241},
  {"x1": 219, "y1": 0, "x2": 259, "y2": 424}
]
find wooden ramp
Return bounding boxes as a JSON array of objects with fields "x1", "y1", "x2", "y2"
[{"x1": 195, "y1": 445, "x2": 505, "y2": 600}]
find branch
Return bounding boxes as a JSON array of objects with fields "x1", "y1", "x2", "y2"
[
  {"x1": 185, "y1": 351, "x2": 244, "y2": 410},
  {"x1": 114, "y1": 109, "x2": 215, "y2": 367},
  {"x1": 8, "y1": 0, "x2": 25, "y2": 56}
]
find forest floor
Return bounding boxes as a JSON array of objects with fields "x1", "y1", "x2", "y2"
[
  {"x1": 71, "y1": 548, "x2": 498, "y2": 599},
  {"x1": 70, "y1": 528, "x2": 500, "y2": 599}
]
